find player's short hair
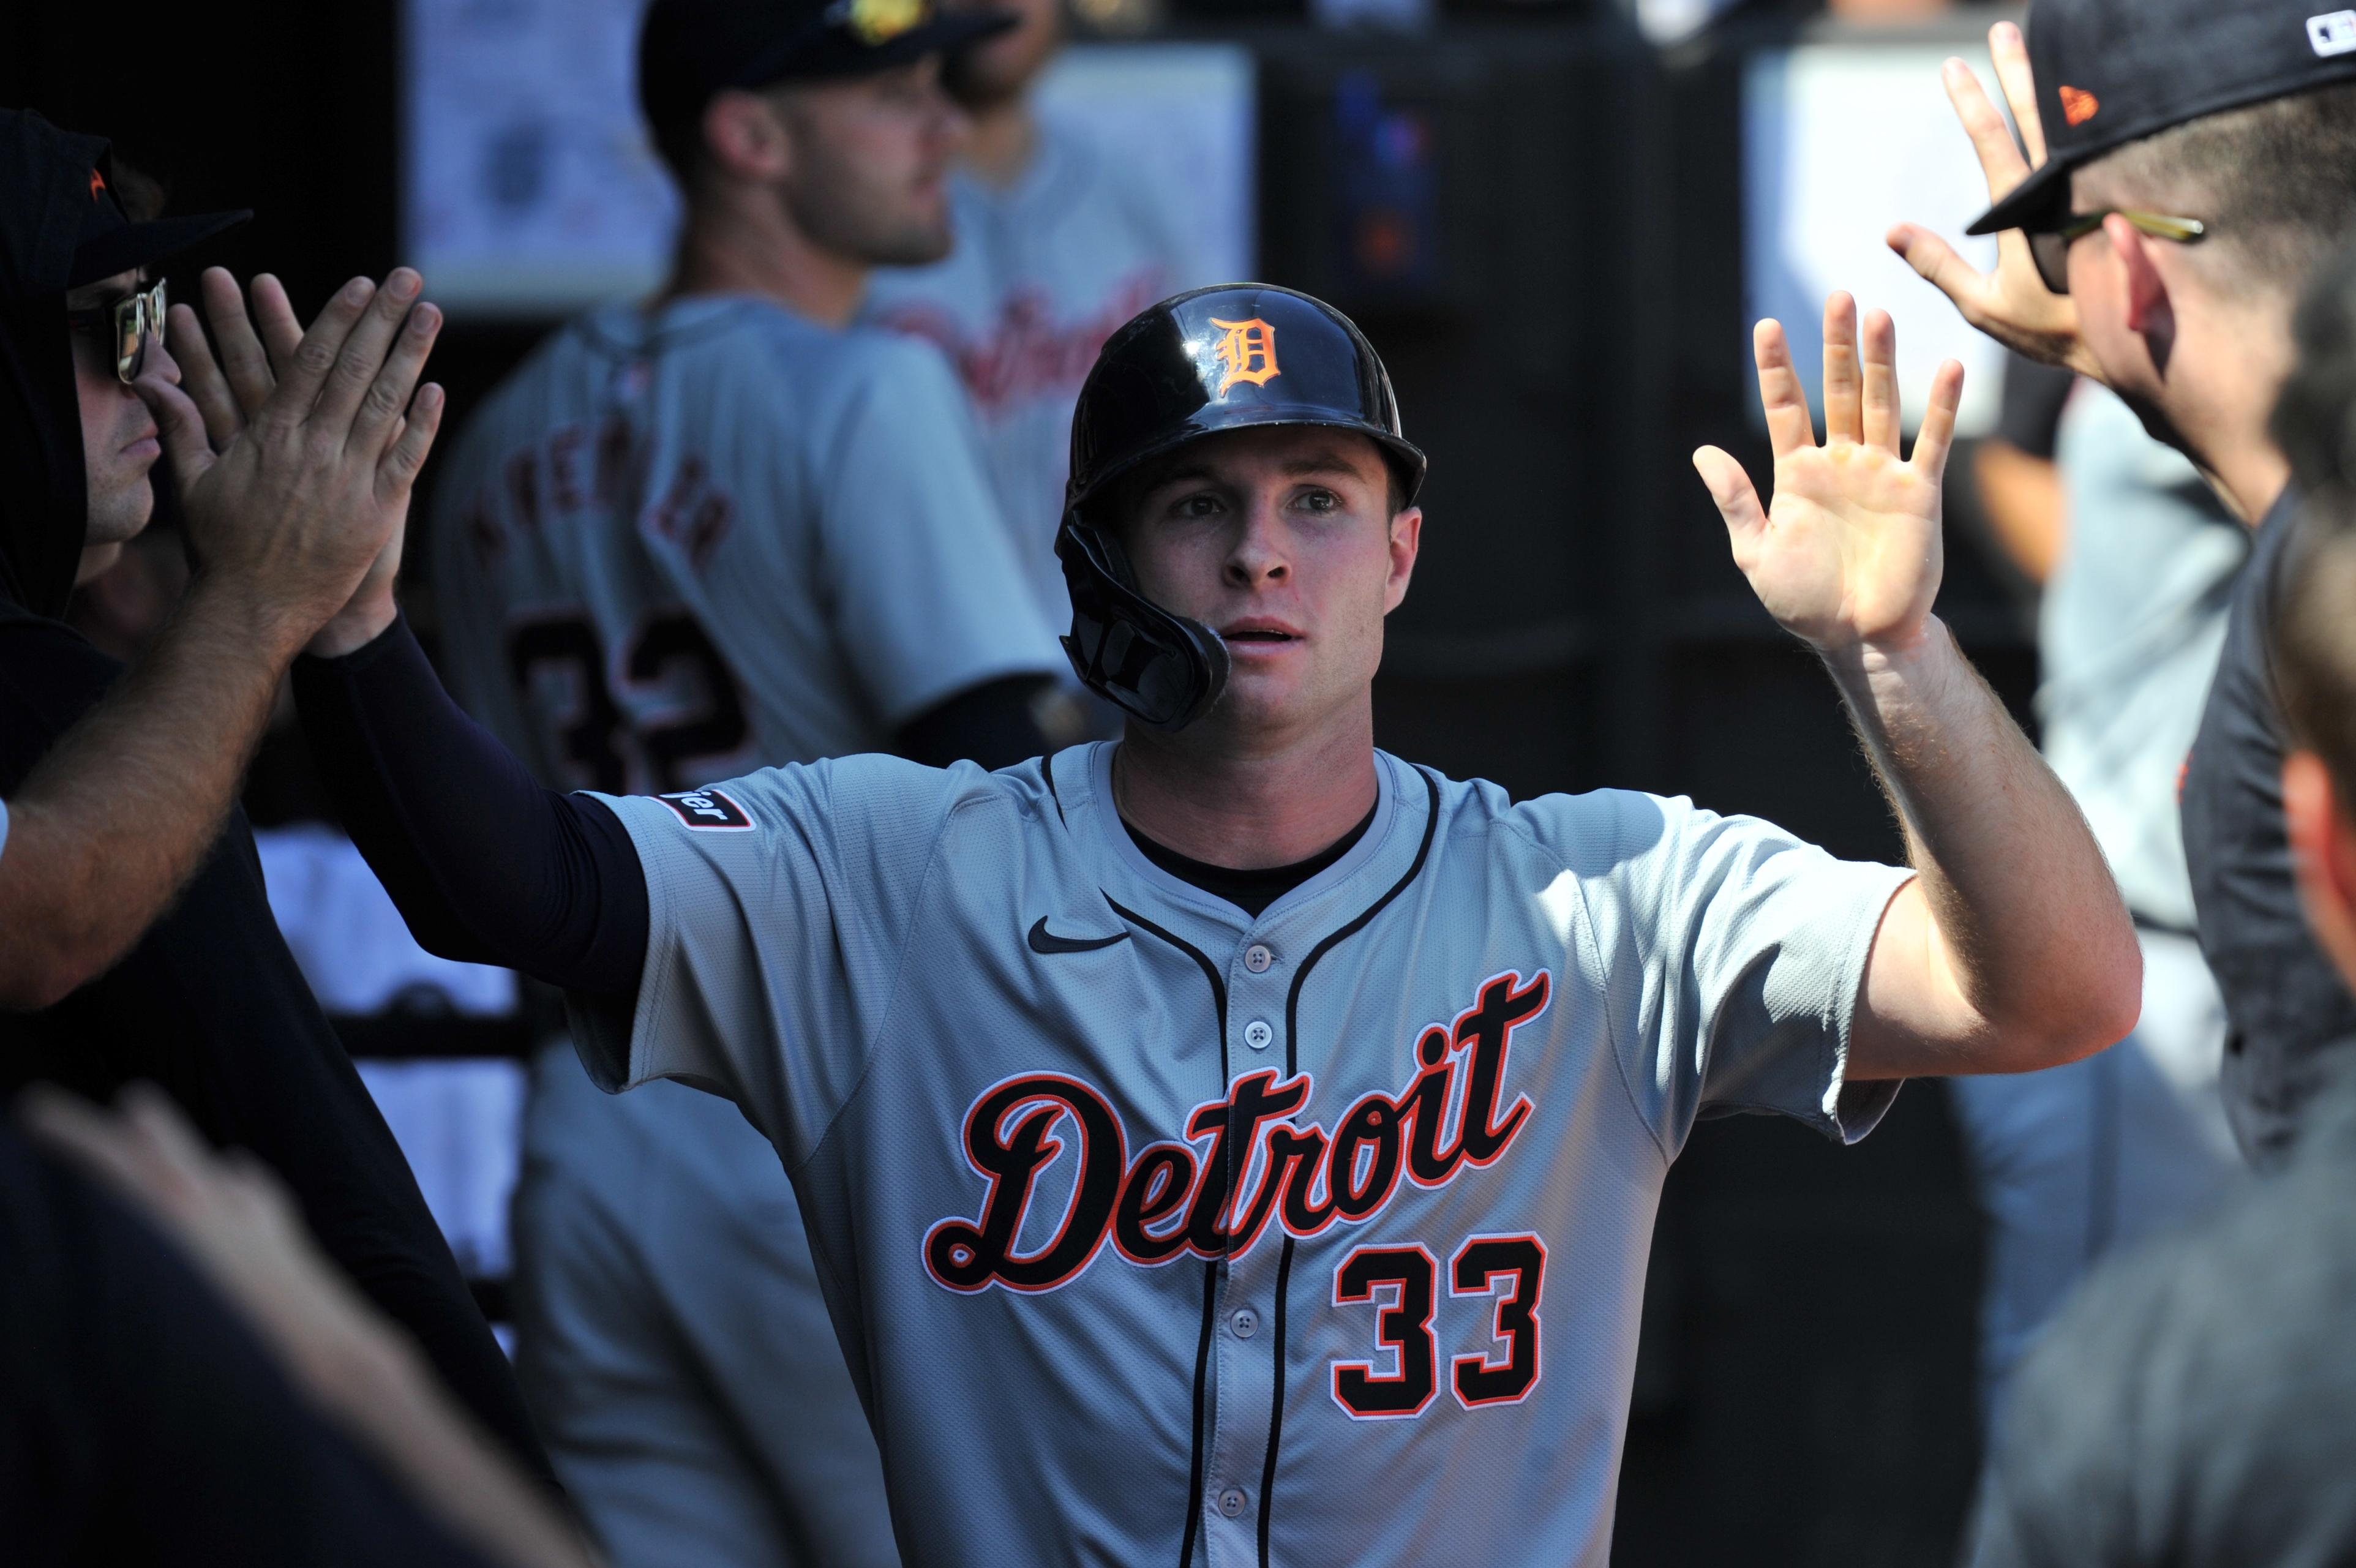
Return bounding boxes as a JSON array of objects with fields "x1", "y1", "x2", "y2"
[
  {"x1": 2073, "y1": 81, "x2": 2356, "y2": 293},
  {"x1": 2271, "y1": 236, "x2": 2356, "y2": 808},
  {"x1": 2276, "y1": 498, "x2": 2356, "y2": 812},
  {"x1": 2275, "y1": 239, "x2": 2356, "y2": 495},
  {"x1": 650, "y1": 83, "x2": 828, "y2": 205}
]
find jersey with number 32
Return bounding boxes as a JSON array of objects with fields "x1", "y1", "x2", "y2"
[
  {"x1": 573, "y1": 743, "x2": 1911, "y2": 1568},
  {"x1": 430, "y1": 296, "x2": 1060, "y2": 796}
]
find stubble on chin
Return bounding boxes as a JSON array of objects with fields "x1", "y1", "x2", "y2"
[
  {"x1": 74, "y1": 540, "x2": 126, "y2": 587},
  {"x1": 80, "y1": 471, "x2": 157, "y2": 563}
]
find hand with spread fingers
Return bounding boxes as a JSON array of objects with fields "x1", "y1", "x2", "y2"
[
  {"x1": 1694, "y1": 293, "x2": 1962, "y2": 659},
  {"x1": 137, "y1": 265, "x2": 443, "y2": 657},
  {"x1": 1885, "y1": 22, "x2": 2102, "y2": 380}
]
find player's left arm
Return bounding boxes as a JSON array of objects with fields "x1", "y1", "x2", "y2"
[{"x1": 1693, "y1": 293, "x2": 2142, "y2": 1080}]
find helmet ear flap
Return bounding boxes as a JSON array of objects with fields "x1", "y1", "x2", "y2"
[{"x1": 1055, "y1": 517, "x2": 1229, "y2": 732}]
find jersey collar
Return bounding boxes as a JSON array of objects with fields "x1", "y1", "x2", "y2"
[{"x1": 1074, "y1": 740, "x2": 1417, "y2": 936}]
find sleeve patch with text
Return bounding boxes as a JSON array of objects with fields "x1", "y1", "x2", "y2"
[{"x1": 655, "y1": 789, "x2": 753, "y2": 831}]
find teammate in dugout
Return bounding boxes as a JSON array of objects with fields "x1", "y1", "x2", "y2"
[
  {"x1": 863, "y1": 0, "x2": 1202, "y2": 642},
  {"x1": 280, "y1": 279, "x2": 2139, "y2": 1565},
  {"x1": 427, "y1": 2, "x2": 1076, "y2": 1559}
]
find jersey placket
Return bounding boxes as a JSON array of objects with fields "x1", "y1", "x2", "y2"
[
  {"x1": 1199, "y1": 931, "x2": 1288, "y2": 1566},
  {"x1": 1195, "y1": 768, "x2": 1440, "y2": 1566}
]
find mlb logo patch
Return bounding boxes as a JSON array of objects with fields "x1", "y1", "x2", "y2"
[
  {"x1": 2311, "y1": 10, "x2": 2356, "y2": 56},
  {"x1": 656, "y1": 789, "x2": 754, "y2": 830}
]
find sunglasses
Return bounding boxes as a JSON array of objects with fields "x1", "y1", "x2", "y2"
[
  {"x1": 65, "y1": 277, "x2": 168, "y2": 386},
  {"x1": 2028, "y1": 210, "x2": 2207, "y2": 296}
]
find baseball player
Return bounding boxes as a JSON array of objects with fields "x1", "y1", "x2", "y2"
[
  {"x1": 288, "y1": 281, "x2": 2138, "y2": 1566},
  {"x1": 863, "y1": 0, "x2": 1199, "y2": 637},
  {"x1": 423, "y1": 1, "x2": 1075, "y2": 1561}
]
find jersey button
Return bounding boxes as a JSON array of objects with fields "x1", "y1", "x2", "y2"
[
  {"x1": 1243, "y1": 1019, "x2": 1274, "y2": 1051},
  {"x1": 1218, "y1": 1488, "x2": 1249, "y2": 1519},
  {"x1": 1231, "y1": 1307, "x2": 1258, "y2": 1339},
  {"x1": 1244, "y1": 943, "x2": 1274, "y2": 973}
]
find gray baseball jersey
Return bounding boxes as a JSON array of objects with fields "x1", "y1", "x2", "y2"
[
  {"x1": 573, "y1": 743, "x2": 1912, "y2": 1567},
  {"x1": 431, "y1": 295, "x2": 1060, "y2": 792},
  {"x1": 863, "y1": 121, "x2": 1195, "y2": 632}
]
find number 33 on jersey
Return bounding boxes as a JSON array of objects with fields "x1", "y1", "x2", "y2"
[
  {"x1": 920, "y1": 968, "x2": 1551, "y2": 1422},
  {"x1": 574, "y1": 744, "x2": 1911, "y2": 1568}
]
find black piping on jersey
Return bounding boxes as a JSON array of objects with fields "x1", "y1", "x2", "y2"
[
  {"x1": 1256, "y1": 1236, "x2": 1297, "y2": 1566},
  {"x1": 1256, "y1": 766, "x2": 1443, "y2": 1568},
  {"x1": 1105, "y1": 896, "x2": 1228, "y2": 1568},
  {"x1": 1183, "y1": 1261, "x2": 1221, "y2": 1568},
  {"x1": 1043, "y1": 748, "x2": 1067, "y2": 827}
]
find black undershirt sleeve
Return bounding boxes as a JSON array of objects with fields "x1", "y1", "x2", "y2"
[
  {"x1": 893, "y1": 673, "x2": 1058, "y2": 771},
  {"x1": 291, "y1": 614, "x2": 648, "y2": 996}
]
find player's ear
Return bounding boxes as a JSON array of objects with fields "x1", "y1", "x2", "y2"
[
  {"x1": 1383, "y1": 505, "x2": 1422, "y2": 615},
  {"x1": 2108, "y1": 216, "x2": 2175, "y2": 346},
  {"x1": 702, "y1": 89, "x2": 794, "y2": 186}
]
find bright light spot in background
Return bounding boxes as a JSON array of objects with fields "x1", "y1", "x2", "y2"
[
  {"x1": 1744, "y1": 44, "x2": 2008, "y2": 440},
  {"x1": 404, "y1": 0, "x2": 681, "y2": 316}
]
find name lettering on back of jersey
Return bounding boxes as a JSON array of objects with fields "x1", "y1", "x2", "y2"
[
  {"x1": 655, "y1": 789, "x2": 754, "y2": 831},
  {"x1": 642, "y1": 454, "x2": 735, "y2": 570},
  {"x1": 922, "y1": 969, "x2": 1547, "y2": 1295},
  {"x1": 464, "y1": 413, "x2": 645, "y2": 571}
]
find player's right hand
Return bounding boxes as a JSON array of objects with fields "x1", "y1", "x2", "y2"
[
  {"x1": 135, "y1": 266, "x2": 444, "y2": 654},
  {"x1": 1695, "y1": 294, "x2": 1959, "y2": 661},
  {"x1": 1884, "y1": 22, "x2": 2104, "y2": 382}
]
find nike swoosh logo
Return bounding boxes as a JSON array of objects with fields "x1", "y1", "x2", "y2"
[{"x1": 1027, "y1": 917, "x2": 1130, "y2": 955}]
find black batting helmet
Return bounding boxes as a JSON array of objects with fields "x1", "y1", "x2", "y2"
[{"x1": 1055, "y1": 284, "x2": 1426, "y2": 731}]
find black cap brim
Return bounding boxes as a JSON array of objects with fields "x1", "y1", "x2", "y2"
[
  {"x1": 740, "y1": 9, "x2": 1016, "y2": 89},
  {"x1": 1964, "y1": 152, "x2": 2081, "y2": 237},
  {"x1": 70, "y1": 208, "x2": 252, "y2": 289}
]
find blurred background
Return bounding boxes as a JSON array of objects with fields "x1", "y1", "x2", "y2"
[{"x1": 4, "y1": 0, "x2": 2037, "y2": 1558}]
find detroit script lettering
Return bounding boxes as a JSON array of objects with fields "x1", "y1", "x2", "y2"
[{"x1": 925, "y1": 970, "x2": 1550, "y2": 1294}]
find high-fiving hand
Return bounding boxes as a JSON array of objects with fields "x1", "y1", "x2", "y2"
[
  {"x1": 1885, "y1": 21, "x2": 2102, "y2": 381},
  {"x1": 135, "y1": 266, "x2": 443, "y2": 656},
  {"x1": 1694, "y1": 294, "x2": 1961, "y2": 659}
]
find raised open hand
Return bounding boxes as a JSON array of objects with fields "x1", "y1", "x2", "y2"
[
  {"x1": 1694, "y1": 294, "x2": 1960, "y2": 658},
  {"x1": 134, "y1": 266, "x2": 442, "y2": 654},
  {"x1": 1885, "y1": 22, "x2": 2101, "y2": 380}
]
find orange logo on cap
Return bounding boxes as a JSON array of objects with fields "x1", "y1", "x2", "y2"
[
  {"x1": 1208, "y1": 317, "x2": 1280, "y2": 399},
  {"x1": 842, "y1": 0, "x2": 925, "y2": 44},
  {"x1": 89, "y1": 168, "x2": 107, "y2": 200},
  {"x1": 2060, "y1": 85, "x2": 2101, "y2": 127}
]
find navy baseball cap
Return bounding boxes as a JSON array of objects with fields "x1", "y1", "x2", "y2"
[
  {"x1": 1969, "y1": 0, "x2": 2356, "y2": 236},
  {"x1": 69, "y1": 152, "x2": 248, "y2": 289},
  {"x1": 639, "y1": 0, "x2": 1016, "y2": 140}
]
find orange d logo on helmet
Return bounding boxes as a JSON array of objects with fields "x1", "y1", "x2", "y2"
[{"x1": 1208, "y1": 317, "x2": 1280, "y2": 399}]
